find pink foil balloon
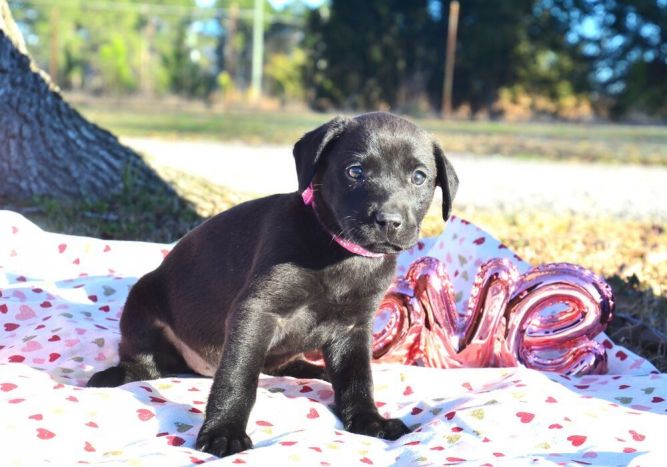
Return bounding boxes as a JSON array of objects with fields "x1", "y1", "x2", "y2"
[{"x1": 371, "y1": 257, "x2": 614, "y2": 376}]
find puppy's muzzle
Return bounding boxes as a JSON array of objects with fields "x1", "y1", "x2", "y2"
[
  {"x1": 371, "y1": 209, "x2": 418, "y2": 248},
  {"x1": 374, "y1": 211, "x2": 403, "y2": 231}
]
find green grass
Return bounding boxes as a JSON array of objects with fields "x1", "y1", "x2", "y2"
[{"x1": 77, "y1": 103, "x2": 667, "y2": 166}]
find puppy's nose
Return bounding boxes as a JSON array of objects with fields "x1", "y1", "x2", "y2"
[{"x1": 375, "y1": 211, "x2": 403, "y2": 230}]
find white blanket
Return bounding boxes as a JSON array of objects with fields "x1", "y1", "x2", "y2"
[{"x1": 1, "y1": 210, "x2": 664, "y2": 466}]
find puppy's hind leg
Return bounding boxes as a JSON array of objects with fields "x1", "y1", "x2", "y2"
[
  {"x1": 87, "y1": 274, "x2": 189, "y2": 388},
  {"x1": 86, "y1": 353, "x2": 161, "y2": 388},
  {"x1": 86, "y1": 318, "x2": 190, "y2": 387}
]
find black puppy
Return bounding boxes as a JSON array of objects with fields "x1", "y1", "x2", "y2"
[{"x1": 87, "y1": 112, "x2": 458, "y2": 457}]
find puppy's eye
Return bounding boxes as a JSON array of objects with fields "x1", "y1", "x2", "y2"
[
  {"x1": 346, "y1": 165, "x2": 364, "y2": 180},
  {"x1": 411, "y1": 169, "x2": 427, "y2": 185}
]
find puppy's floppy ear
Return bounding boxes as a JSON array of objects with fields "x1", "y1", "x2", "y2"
[
  {"x1": 434, "y1": 140, "x2": 459, "y2": 221},
  {"x1": 293, "y1": 116, "x2": 349, "y2": 192}
]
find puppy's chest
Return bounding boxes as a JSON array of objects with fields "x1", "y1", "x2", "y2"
[
  {"x1": 315, "y1": 257, "x2": 394, "y2": 301},
  {"x1": 268, "y1": 262, "x2": 393, "y2": 352},
  {"x1": 268, "y1": 302, "x2": 358, "y2": 354}
]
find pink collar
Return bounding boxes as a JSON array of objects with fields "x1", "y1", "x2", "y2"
[{"x1": 301, "y1": 185, "x2": 384, "y2": 258}]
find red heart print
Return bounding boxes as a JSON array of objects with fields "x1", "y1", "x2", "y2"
[
  {"x1": 1, "y1": 383, "x2": 17, "y2": 392},
  {"x1": 567, "y1": 435, "x2": 587, "y2": 447},
  {"x1": 84, "y1": 441, "x2": 96, "y2": 452},
  {"x1": 136, "y1": 409, "x2": 155, "y2": 421},
  {"x1": 58, "y1": 244, "x2": 67, "y2": 253},
  {"x1": 473, "y1": 237, "x2": 486, "y2": 245},
  {"x1": 516, "y1": 412, "x2": 534, "y2": 423},
  {"x1": 629, "y1": 430, "x2": 645, "y2": 442},
  {"x1": 4, "y1": 323, "x2": 19, "y2": 331},
  {"x1": 411, "y1": 407, "x2": 423, "y2": 415},
  {"x1": 306, "y1": 408, "x2": 320, "y2": 419},
  {"x1": 256, "y1": 420, "x2": 273, "y2": 426},
  {"x1": 166, "y1": 436, "x2": 185, "y2": 446},
  {"x1": 37, "y1": 428, "x2": 56, "y2": 440},
  {"x1": 29, "y1": 414, "x2": 43, "y2": 421},
  {"x1": 9, "y1": 355, "x2": 25, "y2": 362}
]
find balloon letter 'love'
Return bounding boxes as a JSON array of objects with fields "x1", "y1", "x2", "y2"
[{"x1": 371, "y1": 257, "x2": 614, "y2": 375}]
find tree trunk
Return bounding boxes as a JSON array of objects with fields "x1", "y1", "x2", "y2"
[{"x1": 0, "y1": 0, "x2": 178, "y2": 201}]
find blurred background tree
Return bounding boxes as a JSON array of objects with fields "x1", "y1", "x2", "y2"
[
  {"x1": 304, "y1": 0, "x2": 601, "y2": 119},
  {"x1": 8, "y1": 0, "x2": 667, "y2": 120},
  {"x1": 571, "y1": 0, "x2": 667, "y2": 118}
]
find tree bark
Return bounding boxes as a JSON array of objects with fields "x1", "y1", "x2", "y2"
[{"x1": 0, "y1": 0, "x2": 179, "y2": 201}]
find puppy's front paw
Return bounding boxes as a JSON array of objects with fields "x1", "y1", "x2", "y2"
[
  {"x1": 346, "y1": 413, "x2": 411, "y2": 440},
  {"x1": 195, "y1": 422, "x2": 253, "y2": 457}
]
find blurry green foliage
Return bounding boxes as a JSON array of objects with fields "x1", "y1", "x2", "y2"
[
  {"x1": 302, "y1": 0, "x2": 594, "y2": 118},
  {"x1": 98, "y1": 35, "x2": 137, "y2": 93},
  {"x1": 302, "y1": 0, "x2": 666, "y2": 120},
  {"x1": 217, "y1": 70, "x2": 234, "y2": 98},
  {"x1": 265, "y1": 47, "x2": 305, "y2": 104},
  {"x1": 569, "y1": 0, "x2": 667, "y2": 119}
]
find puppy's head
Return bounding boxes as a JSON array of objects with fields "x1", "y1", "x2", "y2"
[{"x1": 293, "y1": 112, "x2": 458, "y2": 255}]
